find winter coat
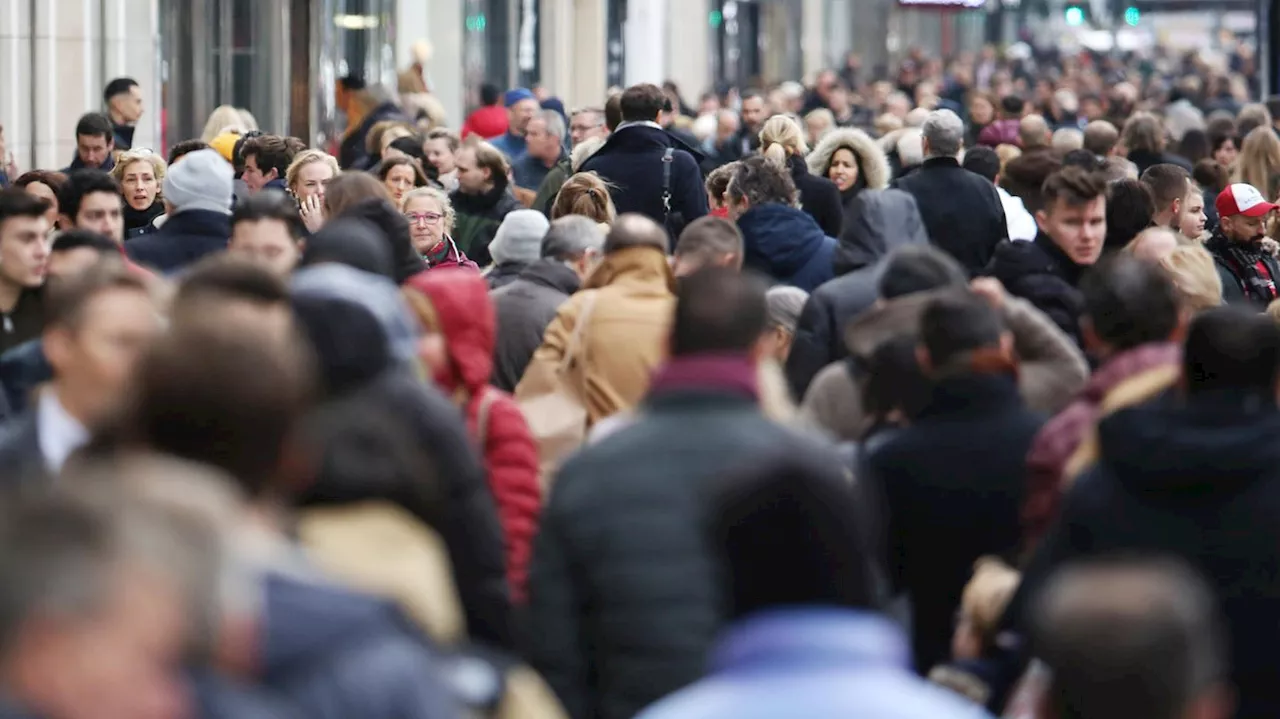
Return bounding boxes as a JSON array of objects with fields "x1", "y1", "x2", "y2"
[
  {"x1": 736, "y1": 203, "x2": 837, "y2": 292},
  {"x1": 1012, "y1": 390, "x2": 1280, "y2": 719},
  {"x1": 339, "y1": 101, "x2": 406, "y2": 170},
  {"x1": 0, "y1": 339, "x2": 50, "y2": 416},
  {"x1": 1127, "y1": 148, "x2": 1193, "y2": 177},
  {"x1": 527, "y1": 357, "x2": 843, "y2": 719},
  {"x1": 491, "y1": 260, "x2": 581, "y2": 392},
  {"x1": 533, "y1": 157, "x2": 574, "y2": 217},
  {"x1": 123, "y1": 202, "x2": 164, "y2": 239},
  {"x1": 579, "y1": 124, "x2": 708, "y2": 239},
  {"x1": 450, "y1": 182, "x2": 522, "y2": 268},
  {"x1": 336, "y1": 199, "x2": 429, "y2": 283},
  {"x1": 112, "y1": 122, "x2": 135, "y2": 151},
  {"x1": 485, "y1": 261, "x2": 528, "y2": 291},
  {"x1": 406, "y1": 268, "x2": 541, "y2": 601},
  {"x1": 0, "y1": 288, "x2": 44, "y2": 356},
  {"x1": 513, "y1": 151, "x2": 567, "y2": 192},
  {"x1": 62, "y1": 153, "x2": 115, "y2": 173},
  {"x1": 1022, "y1": 342, "x2": 1181, "y2": 554},
  {"x1": 516, "y1": 246, "x2": 676, "y2": 427},
  {"x1": 865, "y1": 372, "x2": 1044, "y2": 672},
  {"x1": 1206, "y1": 227, "x2": 1280, "y2": 309},
  {"x1": 977, "y1": 118, "x2": 1020, "y2": 148},
  {"x1": 636, "y1": 610, "x2": 989, "y2": 719},
  {"x1": 784, "y1": 188, "x2": 928, "y2": 399},
  {"x1": 462, "y1": 105, "x2": 509, "y2": 141},
  {"x1": 125, "y1": 209, "x2": 231, "y2": 274},
  {"x1": 784, "y1": 154, "x2": 843, "y2": 238},
  {"x1": 894, "y1": 156, "x2": 1008, "y2": 275},
  {"x1": 490, "y1": 132, "x2": 529, "y2": 163},
  {"x1": 806, "y1": 127, "x2": 893, "y2": 200},
  {"x1": 984, "y1": 234, "x2": 1087, "y2": 347}
]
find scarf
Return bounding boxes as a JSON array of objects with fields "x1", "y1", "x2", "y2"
[
  {"x1": 1206, "y1": 229, "x2": 1276, "y2": 302},
  {"x1": 123, "y1": 201, "x2": 165, "y2": 232}
]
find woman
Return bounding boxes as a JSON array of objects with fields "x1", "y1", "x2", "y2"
[
  {"x1": 402, "y1": 267, "x2": 541, "y2": 600},
  {"x1": 425, "y1": 128, "x2": 461, "y2": 192},
  {"x1": 13, "y1": 170, "x2": 67, "y2": 233},
  {"x1": 550, "y1": 172, "x2": 616, "y2": 225},
  {"x1": 966, "y1": 92, "x2": 997, "y2": 147},
  {"x1": 323, "y1": 173, "x2": 426, "y2": 282},
  {"x1": 285, "y1": 150, "x2": 340, "y2": 233},
  {"x1": 110, "y1": 149, "x2": 166, "y2": 238},
  {"x1": 401, "y1": 186, "x2": 477, "y2": 271},
  {"x1": 760, "y1": 115, "x2": 843, "y2": 237},
  {"x1": 1233, "y1": 126, "x2": 1280, "y2": 201},
  {"x1": 1211, "y1": 130, "x2": 1239, "y2": 169},
  {"x1": 449, "y1": 140, "x2": 521, "y2": 267},
  {"x1": 806, "y1": 127, "x2": 891, "y2": 211},
  {"x1": 200, "y1": 105, "x2": 245, "y2": 142},
  {"x1": 376, "y1": 156, "x2": 429, "y2": 206},
  {"x1": 1178, "y1": 183, "x2": 1208, "y2": 241},
  {"x1": 1177, "y1": 129, "x2": 1211, "y2": 166}
]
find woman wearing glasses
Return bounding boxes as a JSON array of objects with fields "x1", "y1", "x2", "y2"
[
  {"x1": 401, "y1": 186, "x2": 477, "y2": 271},
  {"x1": 111, "y1": 149, "x2": 166, "y2": 239}
]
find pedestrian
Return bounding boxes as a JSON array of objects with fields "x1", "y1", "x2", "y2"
[
  {"x1": 1124, "y1": 112, "x2": 1193, "y2": 175},
  {"x1": 63, "y1": 113, "x2": 116, "y2": 172},
  {"x1": 512, "y1": 110, "x2": 569, "y2": 192},
  {"x1": 338, "y1": 83, "x2": 407, "y2": 170},
  {"x1": 110, "y1": 149, "x2": 166, "y2": 239},
  {"x1": 376, "y1": 155, "x2": 430, "y2": 207},
  {"x1": 1206, "y1": 183, "x2": 1280, "y2": 308},
  {"x1": 1104, "y1": 178, "x2": 1155, "y2": 251},
  {"x1": 322, "y1": 173, "x2": 427, "y2": 282},
  {"x1": 671, "y1": 216, "x2": 744, "y2": 277},
  {"x1": 450, "y1": 140, "x2": 521, "y2": 266},
  {"x1": 228, "y1": 191, "x2": 306, "y2": 278},
  {"x1": 485, "y1": 209, "x2": 549, "y2": 290},
  {"x1": 425, "y1": 128, "x2": 461, "y2": 191},
  {"x1": 401, "y1": 186, "x2": 478, "y2": 271},
  {"x1": 976, "y1": 96, "x2": 1023, "y2": 148},
  {"x1": 1179, "y1": 180, "x2": 1208, "y2": 241},
  {"x1": 533, "y1": 107, "x2": 610, "y2": 214},
  {"x1": 806, "y1": 127, "x2": 891, "y2": 212},
  {"x1": 759, "y1": 115, "x2": 843, "y2": 237},
  {"x1": 461, "y1": 83, "x2": 510, "y2": 141},
  {"x1": 1232, "y1": 126, "x2": 1280, "y2": 202},
  {"x1": 102, "y1": 77, "x2": 142, "y2": 151},
  {"x1": 491, "y1": 88, "x2": 540, "y2": 161},
  {"x1": 1141, "y1": 164, "x2": 1193, "y2": 231},
  {"x1": 284, "y1": 149, "x2": 340, "y2": 233},
  {"x1": 1160, "y1": 243, "x2": 1223, "y2": 312},
  {"x1": 762, "y1": 285, "x2": 807, "y2": 364},
  {"x1": 962, "y1": 146, "x2": 1037, "y2": 242},
  {"x1": 0, "y1": 189, "x2": 51, "y2": 362},
  {"x1": 11, "y1": 170, "x2": 67, "y2": 234},
  {"x1": 727, "y1": 156, "x2": 836, "y2": 292},
  {"x1": 126, "y1": 149, "x2": 233, "y2": 273},
  {"x1": 550, "y1": 172, "x2": 616, "y2": 225},
  {"x1": 240, "y1": 135, "x2": 303, "y2": 195}
]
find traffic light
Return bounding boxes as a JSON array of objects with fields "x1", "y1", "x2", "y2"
[
  {"x1": 1065, "y1": 5, "x2": 1085, "y2": 25},
  {"x1": 709, "y1": 9, "x2": 723, "y2": 27},
  {"x1": 465, "y1": 13, "x2": 487, "y2": 31},
  {"x1": 1123, "y1": 6, "x2": 1140, "y2": 25}
]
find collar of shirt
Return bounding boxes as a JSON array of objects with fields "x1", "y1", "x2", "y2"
[
  {"x1": 36, "y1": 389, "x2": 89, "y2": 475},
  {"x1": 616, "y1": 120, "x2": 664, "y2": 132}
]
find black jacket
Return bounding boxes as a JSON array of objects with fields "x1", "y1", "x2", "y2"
[
  {"x1": 484, "y1": 261, "x2": 527, "y2": 291},
  {"x1": 0, "y1": 339, "x2": 50, "y2": 416},
  {"x1": 985, "y1": 235, "x2": 1086, "y2": 347},
  {"x1": 1205, "y1": 228, "x2": 1280, "y2": 310},
  {"x1": 786, "y1": 154, "x2": 843, "y2": 238},
  {"x1": 0, "y1": 288, "x2": 44, "y2": 356},
  {"x1": 785, "y1": 189, "x2": 929, "y2": 400},
  {"x1": 1127, "y1": 148, "x2": 1194, "y2": 177},
  {"x1": 450, "y1": 182, "x2": 522, "y2": 268},
  {"x1": 338, "y1": 102, "x2": 407, "y2": 170},
  {"x1": 1012, "y1": 390, "x2": 1280, "y2": 719},
  {"x1": 490, "y1": 260, "x2": 580, "y2": 392},
  {"x1": 126, "y1": 209, "x2": 231, "y2": 274},
  {"x1": 0, "y1": 411, "x2": 43, "y2": 486},
  {"x1": 579, "y1": 124, "x2": 708, "y2": 239},
  {"x1": 894, "y1": 156, "x2": 1008, "y2": 275},
  {"x1": 865, "y1": 373, "x2": 1043, "y2": 673},
  {"x1": 123, "y1": 202, "x2": 164, "y2": 239}
]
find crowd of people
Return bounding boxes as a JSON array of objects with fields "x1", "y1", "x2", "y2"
[{"x1": 0, "y1": 39, "x2": 1274, "y2": 719}]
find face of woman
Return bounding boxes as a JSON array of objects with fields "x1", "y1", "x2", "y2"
[
  {"x1": 426, "y1": 139, "x2": 456, "y2": 174},
  {"x1": 403, "y1": 195, "x2": 446, "y2": 253},
  {"x1": 970, "y1": 98, "x2": 994, "y2": 126},
  {"x1": 1179, "y1": 192, "x2": 1207, "y2": 239},
  {"x1": 384, "y1": 164, "x2": 418, "y2": 203},
  {"x1": 827, "y1": 148, "x2": 860, "y2": 193},
  {"x1": 805, "y1": 117, "x2": 831, "y2": 144},
  {"x1": 293, "y1": 161, "x2": 335, "y2": 201},
  {"x1": 23, "y1": 182, "x2": 59, "y2": 228},
  {"x1": 1214, "y1": 138, "x2": 1238, "y2": 168},
  {"x1": 120, "y1": 160, "x2": 158, "y2": 211}
]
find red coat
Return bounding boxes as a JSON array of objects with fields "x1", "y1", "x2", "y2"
[
  {"x1": 405, "y1": 267, "x2": 542, "y2": 601},
  {"x1": 461, "y1": 105, "x2": 510, "y2": 141}
]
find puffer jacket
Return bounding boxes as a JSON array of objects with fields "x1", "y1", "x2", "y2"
[
  {"x1": 736, "y1": 203, "x2": 837, "y2": 292},
  {"x1": 984, "y1": 234, "x2": 1087, "y2": 347},
  {"x1": 405, "y1": 268, "x2": 542, "y2": 601},
  {"x1": 450, "y1": 181, "x2": 522, "y2": 268}
]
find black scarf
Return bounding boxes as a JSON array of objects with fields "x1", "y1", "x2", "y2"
[
  {"x1": 123, "y1": 201, "x2": 164, "y2": 232},
  {"x1": 451, "y1": 179, "x2": 510, "y2": 217},
  {"x1": 1206, "y1": 228, "x2": 1277, "y2": 302}
]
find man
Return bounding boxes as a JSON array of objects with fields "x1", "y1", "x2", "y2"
[
  {"x1": 0, "y1": 190, "x2": 50, "y2": 356},
  {"x1": 228, "y1": 191, "x2": 305, "y2": 278},
  {"x1": 671, "y1": 216, "x2": 744, "y2": 277},
  {"x1": 103, "y1": 77, "x2": 143, "y2": 151},
  {"x1": 864, "y1": 290, "x2": 1045, "y2": 673},
  {"x1": 240, "y1": 135, "x2": 302, "y2": 194},
  {"x1": 533, "y1": 107, "x2": 609, "y2": 214},
  {"x1": 47, "y1": 230, "x2": 118, "y2": 280},
  {"x1": 733, "y1": 90, "x2": 768, "y2": 159},
  {"x1": 1012, "y1": 307, "x2": 1280, "y2": 718},
  {"x1": 1205, "y1": 183, "x2": 1280, "y2": 309},
  {"x1": 569, "y1": 107, "x2": 608, "y2": 147},
  {"x1": 1082, "y1": 119, "x2": 1120, "y2": 157},
  {"x1": 0, "y1": 261, "x2": 159, "y2": 481},
  {"x1": 986, "y1": 167, "x2": 1107, "y2": 345},
  {"x1": 461, "y1": 83, "x2": 510, "y2": 140},
  {"x1": 127, "y1": 149, "x2": 233, "y2": 273},
  {"x1": 491, "y1": 216, "x2": 604, "y2": 392},
  {"x1": 527, "y1": 268, "x2": 840, "y2": 719},
  {"x1": 58, "y1": 170, "x2": 124, "y2": 243},
  {"x1": 726, "y1": 156, "x2": 834, "y2": 291},
  {"x1": 490, "y1": 88, "x2": 540, "y2": 161},
  {"x1": 63, "y1": 113, "x2": 116, "y2": 172},
  {"x1": 700, "y1": 110, "x2": 742, "y2": 173},
  {"x1": 895, "y1": 110, "x2": 1008, "y2": 275},
  {"x1": 1141, "y1": 163, "x2": 1191, "y2": 230},
  {"x1": 1018, "y1": 114, "x2": 1052, "y2": 152},
  {"x1": 512, "y1": 110, "x2": 568, "y2": 192},
  {"x1": 1026, "y1": 560, "x2": 1231, "y2": 719},
  {"x1": 962, "y1": 145, "x2": 1037, "y2": 242},
  {"x1": 580, "y1": 83, "x2": 708, "y2": 239}
]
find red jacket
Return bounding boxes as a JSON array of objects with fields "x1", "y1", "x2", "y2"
[
  {"x1": 461, "y1": 105, "x2": 510, "y2": 141},
  {"x1": 405, "y1": 267, "x2": 542, "y2": 601}
]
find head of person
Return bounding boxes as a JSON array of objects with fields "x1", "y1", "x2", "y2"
[
  {"x1": 1236, "y1": 103, "x2": 1272, "y2": 139},
  {"x1": 1125, "y1": 226, "x2": 1180, "y2": 264},
  {"x1": 110, "y1": 150, "x2": 166, "y2": 212},
  {"x1": 284, "y1": 149, "x2": 340, "y2": 203},
  {"x1": 0, "y1": 189, "x2": 51, "y2": 292},
  {"x1": 200, "y1": 105, "x2": 246, "y2": 143},
  {"x1": 170, "y1": 256, "x2": 293, "y2": 335},
  {"x1": 670, "y1": 266, "x2": 769, "y2": 364},
  {"x1": 59, "y1": 171, "x2": 123, "y2": 243},
  {"x1": 454, "y1": 140, "x2": 509, "y2": 195},
  {"x1": 44, "y1": 260, "x2": 159, "y2": 424},
  {"x1": 550, "y1": 172, "x2": 616, "y2": 225},
  {"x1": 672, "y1": 217, "x2": 744, "y2": 277},
  {"x1": 921, "y1": 109, "x2": 964, "y2": 159},
  {"x1": 1052, "y1": 128, "x2": 1084, "y2": 154},
  {"x1": 1161, "y1": 244, "x2": 1223, "y2": 314},
  {"x1": 961, "y1": 145, "x2": 1001, "y2": 185},
  {"x1": 424, "y1": 129, "x2": 460, "y2": 175},
  {"x1": 1179, "y1": 182, "x2": 1207, "y2": 239},
  {"x1": 804, "y1": 108, "x2": 836, "y2": 145},
  {"x1": 400, "y1": 186, "x2": 454, "y2": 256},
  {"x1": 877, "y1": 244, "x2": 968, "y2": 300},
  {"x1": 375, "y1": 156, "x2": 428, "y2": 205},
  {"x1": 1140, "y1": 164, "x2": 1192, "y2": 229},
  {"x1": 739, "y1": 90, "x2": 768, "y2": 131},
  {"x1": 725, "y1": 155, "x2": 797, "y2": 221},
  {"x1": 1105, "y1": 178, "x2": 1156, "y2": 251},
  {"x1": 601, "y1": 214, "x2": 671, "y2": 270},
  {"x1": 1079, "y1": 253, "x2": 1184, "y2": 361},
  {"x1": 1030, "y1": 559, "x2": 1231, "y2": 719},
  {"x1": 762, "y1": 285, "x2": 808, "y2": 363},
  {"x1": 999, "y1": 95, "x2": 1025, "y2": 119},
  {"x1": 704, "y1": 162, "x2": 738, "y2": 210},
  {"x1": 74, "y1": 113, "x2": 115, "y2": 169},
  {"x1": 48, "y1": 230, "x2": 118, "y2": 280},
  {"x1": 489, "y1": 209, "x2": 550, "y2": 268},
  {"x1": 1215, "y1": 183, "x2": 1278, "y2": 247},
  {"x1": 161, "y1": 149, "x2": 235, "y2": 217},
  {"x1": 103, "y1": 77, "x2": 142, "y2": 124},
  {"x1": 1038, "y1": 167, "x2": 1108, "y2": 266},
  {"x1": 1122, "y1": 112, "x2": 1166, "y2": 155},
  {"x1": 478, "y1": 82, "x2": 501, "y2": 108},
  {"x1": 1083, "y1": 120, "x2": 1120, "y2": 157},
  {"x1": 1233, "y1": 126, "x2": 1280, "y2": 195},
  {"x1": 758, "y1": 114, "x2": 807, "y2": 169},
  {"x1": 604, "y1": 93, "x2": 624, "y2": 132},
  {"x1": 240, "y1": 135, "x2": 302, "y2": 194},
  {"x1": 504, "y1": 88, "x2": 539, "y2": 135},
  {"x1": 526, "y1": 110, "x2": 566, "y2": 164},
  {"x1": 542, "y1": 215, "x2": 606, "y2": 280},
  {"x1": 13, "y1": 171, "x2": 68, "y2": 230},
  {"x1": 321, "y1": 171, "x2": 394, "y2": 219},
  {"x1": 714, "y1": 109, "x2": 741, "y2": 144},
  {"x1": 1019, "y1": 114, "x2": 1051, "y2": 150},
  {"x1": 229, "y1": 191, "x2": 306, "y2": 278},
  {"x1": 916, "y1": 290, "x2": 1012, "y2": 377},
  {"x1": 1211, "y1": 130, "x2": 1239, "y2": 168},
  {"x1": 617, "y1": 83, "x2": 667, "y2": 126},
  {"x1": 371, "y1": 123, "x2": 414, "y2": 160},
  {"x1": 166, "y1": 140, "x2": 209, "y2": 166},
  {"x1": 1182, "y1": 306, "x2": 1280, "y2": 398}
]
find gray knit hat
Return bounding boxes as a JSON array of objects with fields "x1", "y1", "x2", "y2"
[
  {"x1": 489, "y1": 209, "x2": 550, "y2": 265},
  {"x1": 163, "y1": 148, "x2": 234, "y2": 215},
  {"x1": 766, "y1": 286, "x2": 809, "y2": 334}
]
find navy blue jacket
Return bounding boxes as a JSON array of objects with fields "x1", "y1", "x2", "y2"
[
  {"x1": 736, "y1": 203, "x2": 837, "y2": 292},
  {"x1": 893, "y1": 156, "x2": 1007, "y2": 276},
  {"x1": 62, "y1": 153, "x2": 116, "y2": 173},
  {"x1": 579, "y1": 124, "x2": 708, "y2": 236},
  {"x1": 0, "y1": 340, "x2": 50, "y2": 417},
  {"x1": 126, "y1": 209, "x2": 231, "y2": 274}
]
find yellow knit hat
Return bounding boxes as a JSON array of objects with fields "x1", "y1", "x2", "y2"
[{"x1": 208, "y1": 132, "x2": 241, "y2": 164}]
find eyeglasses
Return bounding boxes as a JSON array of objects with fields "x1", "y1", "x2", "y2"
[{"x1": 404, "y1": 211, "x2": 444, "y2": 225}]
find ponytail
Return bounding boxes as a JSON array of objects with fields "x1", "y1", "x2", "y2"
[{"x1": 762, "y1": 142, "x2": 789, "y2": 169}]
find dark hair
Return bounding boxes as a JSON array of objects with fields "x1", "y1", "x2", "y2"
[
  {"x1": 1081, "y1": 254, "x2": 1181, "y2": 351},
  {"x1": 1266, "y1": 95, "x2": 1280, "y2": 121},
  {"x1": 1062, "y1": 149, "x2": 1104, "y2": 172},
  {"x1": 675, "y1": 216, "x2": 744, "y2": 264},
  {"x1": 603, "y1": 213, "x2": 669, "y2": 255},
  {"x1": 604, "y1": 94, "x2": 624, "y2": 132},
  {"x1": 13, "y1": 170, "x2": 68, "y2": 199},
  {"x1": 671, "y1": 267, "x2": 767, "y2": 356},
  {"x1": 877, "y1": 245, "x2": 967, "y2": 299},
  {"x1": 920, "y1": 290, "x2": 1005, "y2": 368},
  {"x1": 103, "y1": 77, "x2": 138, "y2": 103},
  {"x1": 339, "y1": 75, "x2": 367, "y2": 92},
  {"x1": 374, "y1": 155, "x2": 430, "y2": 189},
  {"x1": 961, "y1": 145, "x2": 1000, "y2": 183},
  {"x1": 619, "y1": 83, "x2": 667, "y2": 123},
  {"x1": 861, "y1": 334, "x2": 933, "y2": 427},
  {"x1": 45, "y1": 259, "x2": 147, "y2": 330},
  {"x1": 1104, "y1": 179, "x2": 1155, "y2": 251},
  {"x1": 57, "y1": 170, "x2": 121, "y2": 223},
  {"x1": 1001, "y1": 150, "x2": 1064, "y2": 214},
  {"x1": 1177, "y1": 129, "x2": 1211, "y2": 166},
  {"x1": 241, "y1": 135, "x2": 305, "y2": 178},
  {"x1": 51, "y1": 229, "x2": 118, "y2": 256},
  {"x1": 1140, "y1": 164, "x2": 1192, "y2": 211},
  {"x1": 388, "y1": 136, "x2": 433, "y2": 180},
  {"x1": 479, "y1": 83, "x2": 501, "y2": 106},
  {"x1": 0, "y1": 188, "x2": 50, "y2": 231},
  {"x1": 1184, "y1": 306, "x2": 1280, "y2": 395},
  {"x1": 1209, "y1": 130, "x2": 1237, "y2": 158},
  {"x1": 168, "y1": 140, "x2": 210, "y2": 165},
  {"x1": 173, "y1": 255, "x2": 290, "y2": 312},
  {"x1": 323, "y1": 173, "x2": 393, "y2": 217},
  {"x1": 1193, "y1": 159, "x2": 1228, "y2": 195},
  {"x1": 727, "y1": 155, "x2": 796, "y2": 207},
  {"x1": 1043, "y1": 167, "x2": 1108, "y2": 211},
  {"x1": 231, "y1": 191, "x2": 306, "y2": 241},
  {"x1": 1000, "y1": 95, "x2": 1025, "y2": 117},
  {"x1": 74, "y1": 113, "x2": 114, "y2": 142}
]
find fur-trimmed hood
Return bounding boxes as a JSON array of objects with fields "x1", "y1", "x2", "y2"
[{"x1": 806, "y1": 128, "x2": 891, "y2": 191}]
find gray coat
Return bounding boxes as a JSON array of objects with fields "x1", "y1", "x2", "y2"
[{"x1": 490, "y1": 260, "x2": 582, "y2": 392}]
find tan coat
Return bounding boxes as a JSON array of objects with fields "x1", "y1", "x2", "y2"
[{"x1": 516, "y1": 246, "x2": 676, "y2": 427}]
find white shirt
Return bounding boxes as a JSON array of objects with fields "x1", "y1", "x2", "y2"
[
  {"x1": 999, "y1": 187, "x2": 1039, "y2": 242},
  {"x1": 36, "y1": 389, "x2": 89, "y2": 475}
]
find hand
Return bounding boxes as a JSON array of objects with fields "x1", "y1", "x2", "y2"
[
  {"x1": 970, "y1": 277, "x2": 1008, "y2": 310},
  {"x1": 1263, "y1": 238, "x2": 1280, "y2": 258},
  {"x1": 299, "y1": 194, "x2": 325, "y2": 233}
]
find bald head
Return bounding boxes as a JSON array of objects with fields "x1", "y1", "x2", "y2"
[
  {"x1": 604, "y1": 213, "x2": 670, "y2": 255},
  {"x1": 1020, "y1": 114, "x2": 1051, "y2": 150},
  {"x1": 1127, "y1": 226, "x2": 1180, "y2": 264}
]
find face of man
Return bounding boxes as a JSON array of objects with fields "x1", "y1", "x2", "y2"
[
  {"x1": 71, "y1": 191, "x2": 124, "y2": 244},
  {"x1": 509, "y1": 99, "x2": 539, "y2": 135},
  {"x1": 569, "y1": 111, "x2": 606, "y2": 147},
  {"x1": 525, "y1": 118, "x2": 560, "y2": 163},
  {"x1": 1037, "y1": 195, "x2": 1107, "y2": 266},
  {"x1": 76, "y1": 134, "x2": 113, "y2": 169},
  {"x1": 241, "y1": 155, "x2": 276, "y2": 194},
  {"x1": 740, "y1": 97, "x2": 767, "y2": 132},
  {"x1": 1222, "y1": 212, "x2": 1269, "y2": 247},
  {"x1": 716, "y1": 111, "x2": 740, "y2": 144},
  {"x1": 229, "y1": 219, "x2": 301, "y2": 278},
  {"x1": 0, "y1": 215, "x2": 50, "y2": 289},
  {"x1": 454, "y1": 148, "x2": 491, "y2": 194},
  {"x1": 112, "y1": 86, "x2": 144, "y2": 124}
]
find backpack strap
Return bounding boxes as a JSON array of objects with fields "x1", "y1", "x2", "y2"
[
  {"x1": 661, "y1": 147, "x2": 674, "y2": 217},
  {"x1": 475, "y1": 387, "x2": 500, "y2": 451}
]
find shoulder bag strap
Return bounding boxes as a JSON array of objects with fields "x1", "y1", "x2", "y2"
[{"x1": 661, "y1": 148, "x2": 674, "y2": 218}]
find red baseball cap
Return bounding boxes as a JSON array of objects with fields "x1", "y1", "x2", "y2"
[{"x1": 1216, "y1": 183, "x2": 1280, "y2": 219}]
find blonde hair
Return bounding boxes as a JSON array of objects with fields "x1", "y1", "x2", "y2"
[
  {"x1": 995, "y1": 143, "x2": 1022, "y2": 173},
  {"x1": 401, "y1": 186, "x2": 456, "y2": 234},
  {"x1": 1268, "y1": 298, "x2": 1280, "y2": 326},
  {"x1": 201, "y1": 105, "x2": 246, "y2": 142},
  {"x1": 1232, "y1": 126, "x2": 1280, "y2": 200},
  {"x1": 1160, "y1": 244, "x2": 1224, "y2": 313},
  {"x1": 285, "y1": 150, "x2": 341, "y2": 193},
  {"x1": 571, "y1": 136, "x2": 606, "y2": 172},
  {"x1": 366, "y1": 120, "x2": 415, "y2": 157},
  {"x1": 1121, "y1": 111, "x2": 1165, "y2": 154},
  {"x1": 803, "y1": 108, "x2": 835, "y2": 143},
  {"x1": 874, "y1": 113, "x2": 903, "y2": 136},
  {"x1": 426, "y1": 128, "x2": 461, "y2": 153},
  {"x1": 111, "y1": 150, "x2": 167, "y2": 190},
  {"x1": 759, "y1": 114, "x2": 808, "y2": 167},
  {"x1": 960, "y1": 557, "x2": 1021, "y2": 649},
  {"x1": 237, "y1": 108, "x2": 259, "y2": 132},
  {"x1": 551, "y1": 172, "x2": 617, "y2": 224}
]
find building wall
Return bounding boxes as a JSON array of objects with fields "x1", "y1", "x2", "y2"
[{"x1": 395, "y1": 0, "x2": 465, "y2": 128}]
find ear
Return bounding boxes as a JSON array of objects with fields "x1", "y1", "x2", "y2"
[
  {"x1": 58, "y1": 214, "x2": 74, "y2": 230},
  {"x1": 43, "y1": 326, "x2": 73, "y2": 372},
  {"x1": 1172, "y1": 197, "x2": 1182, "y2": 217},
  {"x1": 265, "y1": 168, "x2": 279, "y2": 182},
  {"x1": 1035, "y1": 208, "x2": 1049, "y2": 233}
]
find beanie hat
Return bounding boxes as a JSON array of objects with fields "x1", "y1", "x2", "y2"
[
  {"x1": 489, "y1": 210, "x2": 549, "y2": 265},
  {"x1": 765, "y1": 286, "x2": 809, "y2": 335},
  {"x1": 163, "y1": 149, "x2": 234, "y2": 215},
  {"x1": 300, "y1": 218, "x2": 395, "y2": 280},
  {"x1": 504, "y1": 88, "x2": 535, "y2": 108},
  {"x1": 208, "y1": 132, "x2": 240, "y2": 164}
]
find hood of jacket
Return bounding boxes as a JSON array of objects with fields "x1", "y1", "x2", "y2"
[
  {"x1": 583, "y1": 244, "x2": 677, "y2": 293},
  {"x1": 590, "y1": 123, "x2": 705, "y2": 163},
  {"x1": 514, "y1": 258, "x2": 582, "y2": 295},
  {"x1": 737, "y1": 203, "x2": 831, "y2": 278},
  {"x1": 292, "y1": 264, "x2": 419, "y2": 365},
  {"x1": 404, "y1": 267, "x2": 494, "y2": 394},
  {"x1": 833, "y1": 188, "x2": 929, "y2": 276},
  {"x1": 806, "y1": 127, "x2": 891, "y2": 192}
]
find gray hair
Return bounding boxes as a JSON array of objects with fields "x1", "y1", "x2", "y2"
[
  {"x1": 539, "y1": 109, "x2": 566, "y2": 143},
  {"x1": 542, "y1": 215, "x2": 606, "y2": 261},
  {"x1": 922, "y1": 109, "x2": 964, "y2": 158},
  {"x1": 765, "y1": 286, "x2": 809, "y2": 334}
]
